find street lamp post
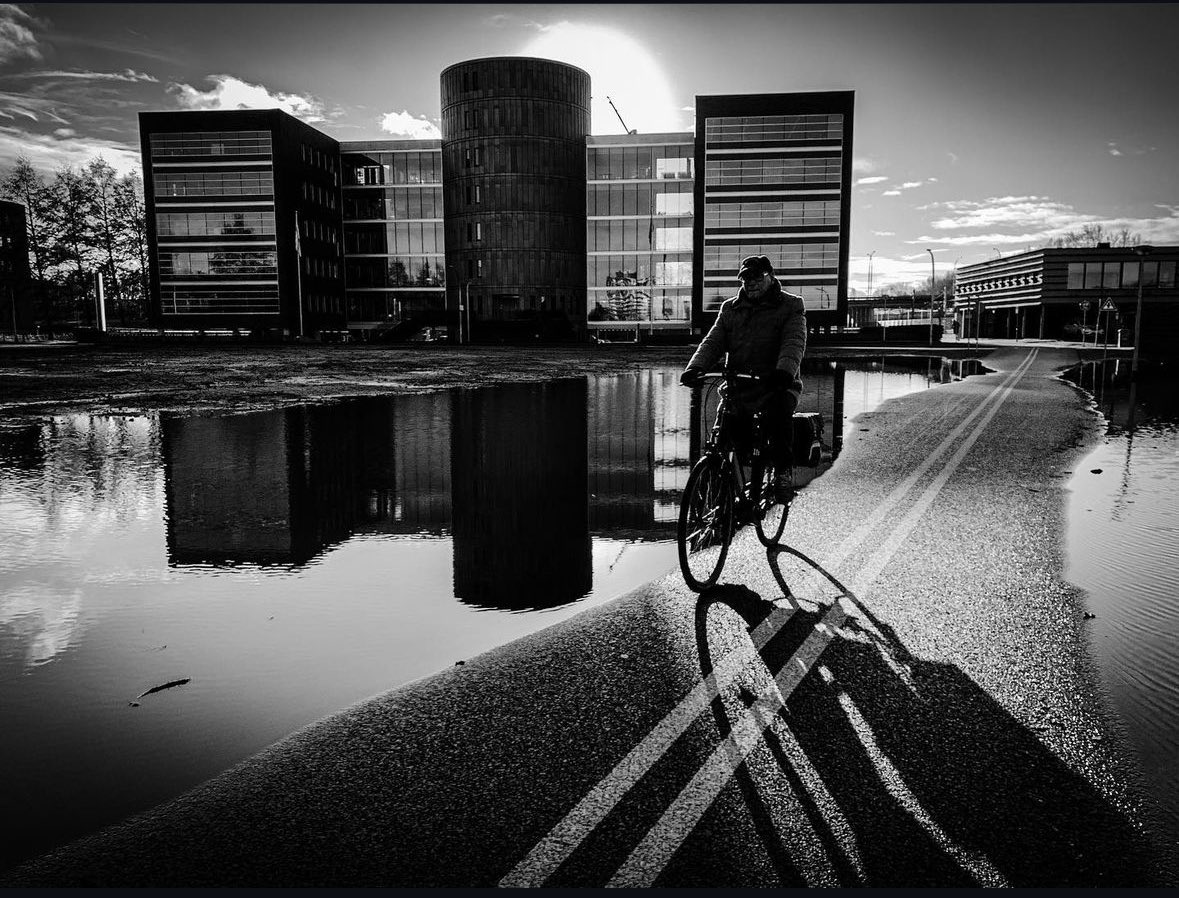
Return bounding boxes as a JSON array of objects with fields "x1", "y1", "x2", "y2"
[
  {"x1": 867, "y1": 251, "x2": 875, "y2": 299},
  {"x1": 926, "y1": 248, "x2": 936, "y2": 346},
  {"x1": 1131, "y1": 245, "x2": 1154, "y2": 380}
]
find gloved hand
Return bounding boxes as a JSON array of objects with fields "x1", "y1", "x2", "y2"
[
  {"x1": 680, "y1": 367, "x2": 706, "y2": 387},
  {"x1": 766, "y1": 368, "x2": 792, "y2": 390}
]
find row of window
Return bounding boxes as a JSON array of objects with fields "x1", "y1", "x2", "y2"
[
  {"x1": 160, "y1": 287, "x2": 280, "y2": 315},
  {"x1": 301, "y1": 180, "x2": 338, "y2": 211},
  {"x1": 586, "y1": 144, "x2": 694, "y2": 181},
  {"x1": 345, "y1": 152, "x2": 442, "y2": 186},
  {"x1": 150, "y1": 131, "x2": 272, "y2": 159},
  {"x1": 345, "y1": 257, "x2": 446, "y2": 289},
  {"x1": 154, "y1": 171, "x2": 274, "y2": 197},
  {"x1": 454, "y1": 141, "x2": 585, "y2": 174},
  {"x1": 587, "y1": 182, "x2": 693, "y2": 217},
  {"x1": 1065, "y1": 260, "x2": 1176, "y2": 290},
  {"x1": 452, "y1": 102, "x2": 585, "y2": 138},
  {"x1": 588, "y1": 293, "x2": 691, "y2": 323},
  {"x1": 302, "y1": 256, "x2": 341, "y2": 279},
  {"x1": 703, "y1": 242, "x2": 839, "y2": 271},
  {"x1": 704, "y1": 156, "x2": 842, "y2": 187},
  {"x1": 587, "y1": 220, "x2": 693, "y2": 253},
  {"x1": 300, "y1": 217, "x2": 340, "y2": 249},
  {"x1": 343, "y1": 187, "x2": 443, "y2": 221},
  {"x1": 704, "y1": 115, "x2": 844, "y2": 146},
  {"x1": 345, "y1": 222, "x2": 445, "y2": 256},
  {"x1": 156, "y1": 210, "x2": 276, "y2": 237},
  {"x1": 159, "y1": 250, "x2": 277, "y2": 276},
  {"x1": 300, "y1": 143, "x2": 339, "y2": 176},
  {"x1": 704, "y1": 200, "x2": 841, "y2": 229},
  {"x1": 702, "y1": 282, "x2": 837, "y2": 312},
  {"x1": 588, "y1": 259, "x2": 693, "y2": 288}
]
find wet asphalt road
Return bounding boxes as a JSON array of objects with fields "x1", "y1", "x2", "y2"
[{"x1": 3, "y1": 346, "x2": 1175, "y2": 887}]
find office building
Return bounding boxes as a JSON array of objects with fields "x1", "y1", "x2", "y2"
[
  {"x1": 954, "y1": 245, "x2": 1179, "y2": 350},
  {"x1": 138, "y1": 60, "x2": 855, "y2": 341},
  {"x1": 693, "y1": 92, "x2": 854, "y2": 334},
  {"x1": 0, "y1": 199, "x2": 33, "y2": 335}
]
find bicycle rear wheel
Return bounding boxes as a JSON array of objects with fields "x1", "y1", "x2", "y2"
[
  {"x1": 677, "y1": 455, "x2": 734, "y2": 591},
  {"x1": 754, "y1": 461, "x2": 792, "y2": 547}
]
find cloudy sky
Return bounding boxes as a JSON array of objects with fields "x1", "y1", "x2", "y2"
[{"x1": 2, "y1": 2, "x2": 1176, "y2": 290}]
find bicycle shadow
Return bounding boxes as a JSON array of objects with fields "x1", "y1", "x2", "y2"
[{"x1": 688, "y1": 545, "x2": 1165, "y2": 887}]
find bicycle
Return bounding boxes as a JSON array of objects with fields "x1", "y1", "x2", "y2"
[{"x1": 677, "y1": 371, "x2": 795, "y2": 592}]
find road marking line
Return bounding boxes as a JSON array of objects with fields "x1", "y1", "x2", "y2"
[
  {"x1": 607, "y1": 354, "x2": 1035, "y2": 886},
  {"x1": 607, "y1": 600, "x2": 851, "y2": 887},
  {"x1": 501, "y1": 351, "x2": 1037, "y2": 888}
]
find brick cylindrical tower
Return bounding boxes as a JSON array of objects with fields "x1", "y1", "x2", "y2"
[{"x1": 441, "y1": 57, "x2": 589, "y2": 341}]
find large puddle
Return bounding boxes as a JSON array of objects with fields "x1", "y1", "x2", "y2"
[
  {"x1": 1062, "y1": 358, "x2": 1179, "y2": 840},
  {"x1": 0, "y1": 354, "x2": 980, "y2": 870}
]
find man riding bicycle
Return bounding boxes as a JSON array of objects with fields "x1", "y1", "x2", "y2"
[{"x1": 679, "y1": 254, "x2": 807, "y2": 503}]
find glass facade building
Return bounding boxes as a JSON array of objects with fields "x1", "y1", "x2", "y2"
[
  {"x1": 693, "y1": 92, "x2": 855, "y2": 333},
  {"x1": 140, "y1": 109, "x2": 344, "y2": 335},
  {"x1": 586, "y1": 133, "x2": 694, "y2": 338},
  {"x1": 340, "y1": 140, "x2": 445, "y2": 334},
  {"x1": 138, "y1": 73, "x2": 855, "y2": 341},
  {"x1": 440, "y1": 57, "x2": 590, "y2": 342}
]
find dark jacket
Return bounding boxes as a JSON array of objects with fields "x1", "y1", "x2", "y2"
[{"x1": 685, "y1": 277, "x2": 807, "y2": 408}]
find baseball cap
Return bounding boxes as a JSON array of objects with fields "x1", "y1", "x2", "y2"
[{"x1": 737, "y1": 255, "x2": 774, "y2": 279}]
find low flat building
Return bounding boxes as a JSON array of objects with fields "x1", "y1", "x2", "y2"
[{"x1": 953, "y1": 245, "x2": 1179, "y2": 351}]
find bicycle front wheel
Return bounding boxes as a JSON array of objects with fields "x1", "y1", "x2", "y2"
[
  {"x1": 754, "y1": 461, "x2": 792, "y2": 547},
  {"x1": 677, "y1": 455, "x2": 734, "y2": 592}
]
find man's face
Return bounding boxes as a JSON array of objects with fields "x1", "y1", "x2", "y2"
[{"x1": 740, "y1": 271, "x2": 771, "y2": 299}]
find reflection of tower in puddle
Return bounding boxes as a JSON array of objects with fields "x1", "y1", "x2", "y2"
[
  {"x1": 450, "y1": 379, "x2": 590, "y2": 609},
  {"x1": 162, "y1": 398, "x2": 412, "y2": 567},
  {"x1": 588, "y1": 369, "x2": 688, "y2": 538}
]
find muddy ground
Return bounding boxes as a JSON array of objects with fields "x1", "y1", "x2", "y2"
[{"x1": 0, "y1": 340, "x2": 981, "y2": 419}]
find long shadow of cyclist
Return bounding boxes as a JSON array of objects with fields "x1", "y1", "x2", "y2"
[{"x1": 689, "y1": 545, "x2": 1167, "y2": 887}]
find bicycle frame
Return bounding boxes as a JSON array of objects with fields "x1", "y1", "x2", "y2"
[{"x1": 699, "y1": 373, "x2": 770, "y2": 521}]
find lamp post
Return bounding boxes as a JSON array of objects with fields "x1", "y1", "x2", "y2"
[
  {"x1": 867, "y1": 251, "x2": 875, "y2": 299},
  {"x1": 926, "y1": 248, "x2": 936, "y2": 346},
  {"x1": 1131, "y1": 245, "x2": 1154, "y2": 380}
]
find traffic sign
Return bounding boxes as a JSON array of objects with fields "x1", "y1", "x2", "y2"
[
  {"x1": 1078, "y1": 300, "x2": 1091, "y2": 311},
  {"x1": 1100, "y1": 298, "x2": 1117, "y2": 312}
]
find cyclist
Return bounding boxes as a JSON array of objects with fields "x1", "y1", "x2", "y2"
[{"x1": 679, "y1": 254, "x2": 807, "y2": 503}]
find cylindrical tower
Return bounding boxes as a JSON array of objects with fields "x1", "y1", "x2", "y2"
[{"x1": 441, "y1": 57, "x2": 589, "y2": 342}]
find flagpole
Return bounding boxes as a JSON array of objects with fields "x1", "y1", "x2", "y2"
[{"x1": 294, "y1": 211, "x2": 304, "y2": 338}]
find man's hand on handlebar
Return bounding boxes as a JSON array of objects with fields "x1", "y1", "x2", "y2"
[{"x1": 679, "y1": 367, "x2": 706, "y2": 387}]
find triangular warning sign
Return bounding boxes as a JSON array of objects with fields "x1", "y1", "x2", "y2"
[{"x1": 1100, "y1": 298, "x2": 1117, "y2": 312}]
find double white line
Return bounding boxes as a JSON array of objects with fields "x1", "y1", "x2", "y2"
[{"x1": 501, "y1": 350, "x2": 1039, "y2": 888}]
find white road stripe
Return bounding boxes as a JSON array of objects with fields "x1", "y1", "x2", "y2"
[
  {"x1": 606, "y1": 354, "x2": 1036, "y2": 886},
  {"x1": 500, "y1": 351, "x2": 1037, "y2": 888}
]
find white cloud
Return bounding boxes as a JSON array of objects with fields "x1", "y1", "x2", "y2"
[
  {"x1": 910, "y1": 195, "x2": 1179, "y2": 248},
  {"x1": 53, "y1": 127, "x2": 75, "y2": 137},
  {"x1": 857, "y1": 176, "x2": 888, "y2": 185},
  {"x1": 0, "y1": 125, "x2": 141, "y2": 176},
  {"x1": 168, "y1": 74, "x2": 327, "y2": 123},
  {"x1": 379, "y1": 110, "x2": 441, "y2": 139},
  {"x1": 873, "y1": 230, "x2": 896, "y2": 237},
  {"x1": 882, "y1": 189, "x2": 901, "y2": 196},
  {"x1": 15, "y1": 68, "x2": 158, "y2": 83},
  {"x1": 0, "y1": 4, "x2": 42, "y2": 64},
  {"x1": 852, "y1": 157, "x2": 879, "y2": 175},
  {"x1": 900, "y1": 181, "x2": 923, "y2": 189}
]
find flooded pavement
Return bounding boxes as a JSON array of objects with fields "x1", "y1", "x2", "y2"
[
  {"x1": 1062, "y1": 358, "x2": 1179, "y2": 843},
  {"x1": 0, "y1": 353, "x2": 979, "y2": 872}
]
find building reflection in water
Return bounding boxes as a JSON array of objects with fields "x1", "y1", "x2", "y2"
[
  {"x1": 156, "y1": 364, "x2": 848, "y2": 605},
  {"x1": 451, "y1": 378, "x2": 591, "y2": 610}
]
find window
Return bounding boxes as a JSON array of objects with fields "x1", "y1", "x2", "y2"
[
  {"x1": 1160, "y1": 260, "x2": 1176, "y2": 288},
  {"x1": 1083, "y1": 262, "x2": 1103, "y2": 289},
  {"x1": 1067, "y1": 263, "x2": 1084, "y2": 289},
  {"x1": 1103, "y1": 262, "x2": 1121, "y2": 289},
  {"x1": 656, "y1": 193, "x2": 694, "y2": 216}
]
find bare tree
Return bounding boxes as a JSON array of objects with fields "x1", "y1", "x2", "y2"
[
  {"x1": 47, "y1": 165, "x2": 95, "y2": 326},
  {"x1": 83, "y1": 157, "x2": 124, "y2": 320},
  {"x1": 114, "y1": 172, "x2": 149, "y2": 324}
]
